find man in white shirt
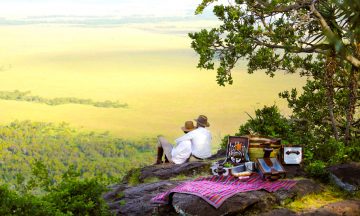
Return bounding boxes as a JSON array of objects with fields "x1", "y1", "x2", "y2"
[
  {"x1": 155, "y1": 115, "x2": 212, "y2": 164},
  {"x1": 155, "y1": 121, "x2": 195, "y2": 164},
  {"x1": 175, "y1": 115, "x2": 212, "y2": 160}
]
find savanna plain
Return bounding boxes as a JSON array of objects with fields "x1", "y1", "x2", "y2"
[
  {"x1": 0, "y1": 25, "x2": 306, "y2": 143},
  {"x1": 0, "y1": 24, "x2": 306, "y2": 185}
]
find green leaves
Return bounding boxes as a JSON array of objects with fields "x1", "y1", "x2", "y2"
[
  {"x1": 195, "y1": 0, "x2": 219, "y2": 15},
  {"x1": 0, "y1": 166, "x2": 111, "y2": 216},
  {"x1": 235, "y1": 105, "x2": 291, "y2": 140},
  {"x1": 189, "y1": 29, "x2": 219, "y2": 70}
]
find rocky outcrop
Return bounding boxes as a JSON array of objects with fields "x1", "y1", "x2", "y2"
[
  {"x1": 105, "y1": 181, "x2": 180, "y2": 216},
  {"x1": 104, "y1": 160, "x2": 359, "y2": 216},
  {"x1": 171, "y1": 179, "x2": 322, "y2": 216},
  {"x1": 139, "y1": 161, "x2": 211, "y2": 182}
]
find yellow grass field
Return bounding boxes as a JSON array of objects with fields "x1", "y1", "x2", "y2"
[{"x1": 0, "y1": 25, "x2": 306, "y2": 148}]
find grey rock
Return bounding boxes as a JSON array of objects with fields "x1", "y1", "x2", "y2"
[
  {"x1": 139, "y1": 161, "x2": 211, "y2": 181},
  {"x1": 170, "y1": 178, "x2": 322, "y2": 216},
  {"x1": 104, "y1": 180, "x2": 181, "y2": 215},
  {"x1": 258, "y1": 208, "x2": 297, "y2": 216},
  {"x1": 122, "y1": 161, "x2": 211, "y2": 184},
  {"x1": 328, "y1": 162, "x2": 360, "y2": 192},
  {"x1": 301, "y1": 200, "x2": 360, "y2": 216}
]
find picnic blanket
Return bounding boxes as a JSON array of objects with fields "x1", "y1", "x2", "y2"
[{"x1": 151, "y1": 173, "x2": 296, "y2": 208}]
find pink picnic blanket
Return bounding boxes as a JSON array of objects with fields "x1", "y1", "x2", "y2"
[{"x1": 151, "y1": 174, "x2": 296, "y2": 208}]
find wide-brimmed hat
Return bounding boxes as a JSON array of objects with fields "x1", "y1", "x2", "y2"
[
  {"x1": 194, "y1": 115, "x2": 210, "y2": 127},
  {"x1": 181, "y1": 121, "x2": 196, "y2": 132}
]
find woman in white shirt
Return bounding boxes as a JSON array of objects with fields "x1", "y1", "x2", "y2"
[{"x1": 155, "y1": 121, "x2": 195, "y2": 164}]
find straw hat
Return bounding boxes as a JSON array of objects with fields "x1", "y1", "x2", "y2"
[
  {"x1": 181, "y1": 121, "x2": 196, "y2": 132},
  {"x1": 194, "y1": 115, "x2": 210, "y2": 127}
]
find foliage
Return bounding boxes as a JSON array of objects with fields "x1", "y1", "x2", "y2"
[
  {"x1": 190, "y1": 0, "x2": 359, "y2": 144},
  {"x1": 237, "y1": 105, "x2": 291, "y2": 140},
  {"x1": 0, "y1": 120, "x2": 154, "y2": 187},
  {"x1": 305, "y1": 160, "x2": 329, "y2": 180},
  {"x1": 0, "y1": 185, "x2": 62, "y2": 216},
  {"x1": 45, "y1": 178, "x2": 110, "y2": 216},
  {"x1": 220, "y1": 134, "x2": 230, "y2": 151},
  {"x1": 224, "y1": 105, "x2": 360, "y2": 179},
  {"x1": 0, "y1": 90, "x2": 128, "y2": 108},
  {"x1": 223, "y1": 162, "x2": 233, "y2": 168},
  {"x1": 191, "y1": 0, "x2": 360, "y2": 83},
  {"x1": 0, "y1": 162, "x2": 111, "y2": 216},
  {"x1": 127, "y1": 168, "x2": 141, "y2": 186},
  {"x1": 344, "y1": 139, "x2": 360, "y2": 162},
  {"x1": 218, "y1": 105, "x2": 297, "y2": 150}
]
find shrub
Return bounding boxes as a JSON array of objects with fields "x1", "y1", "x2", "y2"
[
  {"x1": 220, "y1": 135, "x2": 230, "y2": 150},
  {"x1": 345, "y1": 139, "x2": 360, "y2": 162},
  {"x1": 0, "y1": 185, "x2": 62, "y2": 216},
  {"x1": 237, "y1": 105, "x2": 291, "y2": 139},
  {"x1": 45, "y1": 178, "x2": 110, "y2": 216},
  {"x1": 305, "y1": 160, "x2": 329, "y2": 180},
  {"x1": 315, "y1": 139, "x2": 346, "y2": 165},
  {"x1": 1, "y1": 162, "x2": 111, "y2": 216}
]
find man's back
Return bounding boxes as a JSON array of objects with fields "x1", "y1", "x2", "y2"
[{"x1": 175, "y1": 127, "x2": 212, "y2": 159}]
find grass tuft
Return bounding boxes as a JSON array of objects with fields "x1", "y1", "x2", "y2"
[{"x1": 285, "y1": 185, "x2": 346, "y2": 212}]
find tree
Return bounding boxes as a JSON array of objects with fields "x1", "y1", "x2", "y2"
[{"x1": 189, "y1": 0, "x2": 359, "y2": 144}]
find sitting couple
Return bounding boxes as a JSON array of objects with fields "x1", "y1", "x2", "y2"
[{"x1": 155, "y1": 115, "x2": 212, "y2": 165}]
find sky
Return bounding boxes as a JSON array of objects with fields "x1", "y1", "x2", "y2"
[{"x1": 0, "y1": 0, "x2": 226, "y2": 26}]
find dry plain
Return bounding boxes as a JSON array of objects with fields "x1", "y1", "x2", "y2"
[{"x1": 0, "y1": 25, "x2": 306, "y2": 148}]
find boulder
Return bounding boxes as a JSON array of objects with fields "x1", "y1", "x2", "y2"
[
  {"x1": 140, "y1": 161, "x2": 211, "y2": 181},
  {"x1": 328, "y1": 162, "x2": 360, "y2": 192},
  {"x1": 259, "y1": 208, "x2": 297, "y2": 216},
  {"x1": 104, "y1": 180, "x2": 181, "y2": 215},
  {"x1": 259, "y1": 200, "x2": 360, "y2": 216},
  {"x1": 122, "y1": 161, "x2": 211, "y2": 184},
  {"x1": 283, "y1": 165, "x2": 306, "y2": 179},
  {"x1": 301, "y1": 200, "x2": 360, "y2": 216}
]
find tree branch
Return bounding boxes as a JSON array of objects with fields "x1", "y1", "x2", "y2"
[
  {"x1": 310, "y1": 0, "x2": 360, "y2": 68},
  {"x1": 253, "y1": 0, "x2": 312, "y2": 13},
  {"x1": 252, "y1": 37, "x2": 328, "y2": 54}
]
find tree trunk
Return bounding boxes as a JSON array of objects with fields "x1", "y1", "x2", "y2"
[
  {"x1": 324, "y1": 54, "x2": 339, "y2": 140},
  {"x1": 344, "y1": 41, "x2": 360, "y2": 145}
]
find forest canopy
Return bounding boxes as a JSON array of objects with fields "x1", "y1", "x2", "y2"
[{"x1": 0, "y1": 120, "x2": 154, "y2": 187}]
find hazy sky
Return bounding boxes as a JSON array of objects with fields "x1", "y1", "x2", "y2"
[
  {"x1": 0, "y1": 0, "x2": 226, "y2": 21},
  {"x1": 0, "y1": 0, "x2": 231, "y2": 27}
]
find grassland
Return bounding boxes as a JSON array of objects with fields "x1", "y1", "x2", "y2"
[{"x1": 0, "y1": 25, "x2": 306, "y2": 149}]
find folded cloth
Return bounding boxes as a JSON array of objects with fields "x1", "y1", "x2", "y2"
[{"x1": 151, "y1": 173, "x2": 296, "y2": 208}]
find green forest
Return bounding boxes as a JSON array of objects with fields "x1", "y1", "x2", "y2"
[
  {"x1": 0, "y1": 121, "x2": 155, "y2": 215},
  {"x1": 0, "y1": 90, "x2": 128, "y2": 108},
  {"x1": 0, "y1": 120, "x2": 154, "y2": 187}
]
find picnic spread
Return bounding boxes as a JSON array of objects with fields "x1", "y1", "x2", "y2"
[{"x1": 152, "y1": 135, "x2": 303, "y2": 208}]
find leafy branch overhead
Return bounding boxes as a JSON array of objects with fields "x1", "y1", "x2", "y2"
[
  {"x1": 190, "y1": 0, "x2": 359, "y2": 144},
  {"x1": 190, "y1": 0, "x2": 360, "y2": 86}
]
